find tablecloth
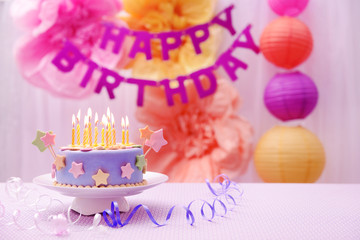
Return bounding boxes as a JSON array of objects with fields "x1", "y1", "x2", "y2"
[{"x1": 1, "y1": 183, "x2": 360, "y2": 240}]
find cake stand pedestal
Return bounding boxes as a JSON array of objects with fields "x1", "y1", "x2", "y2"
[
  {"x1": 71, "y1": 197, "x2": 129, "y2": 215},
  {"x1": 33, "y1": 172, "x2": 168, "y2": 216}
]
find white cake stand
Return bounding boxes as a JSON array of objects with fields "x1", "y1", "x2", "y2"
[{"x1": 33, "y1": 172, "x2": 168, "y2": 215}]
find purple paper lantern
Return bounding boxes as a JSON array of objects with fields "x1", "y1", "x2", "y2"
[
  {"x1": 268, "y1": 0, "x2": 309, "y2": 17},
  {"x1": 264, "y1": 71, "x2": 318, "y2": 121}
]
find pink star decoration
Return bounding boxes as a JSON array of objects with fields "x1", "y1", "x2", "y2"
[
  {"x1": 145, "y1": 129, "x2": 168, "y2": 152},
  {"x1": 121, "y1": 163, "x2": 134, "y2": 180},
  {"x1": 68, "y1": 162, "x2": 85, "y2": 179},
  {"x1": 40, "y1": 132, "x2": 56, "y2": 147}
]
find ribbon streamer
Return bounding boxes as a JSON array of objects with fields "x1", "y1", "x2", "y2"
[
  {"x1": 103, "y1": 174, "x2": 243, "y2": 228},
  {"x1": 1, "y1": 177, "x2": 103, "y2": 237}
]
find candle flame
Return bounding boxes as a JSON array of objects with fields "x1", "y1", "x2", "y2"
[
  {"x1": 102, "y1": 115, "x2": 108, "y2": 127},
  {"x1": 72, "y1": 114, "x2": 75, "y2": 127},
  {"x1": 77, "y1": 109, "x2": 81, "y2": 123},
  {"x1": 94, "y1": 112, "x2": 99, "y2": 126},
  {"x1": 126, "y1": 116, "x2": 129, "y2": 129},
  {"x1": 111, "y1": 113, "x2": 115, "y2": 128},
  {"x1": 121, "y1": 117, "x2": 125, "y2": 128},
  {"x1": 107, "y1": 107, "x2": 110, "y2": 121},
  {"x1": 84, "y1": 115, "x2": 88, "y2": 127},
  {"x1": 87, "y1": 107, "x2": 92, "y2": 120}
]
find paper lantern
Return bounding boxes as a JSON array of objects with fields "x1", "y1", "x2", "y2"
[
  {"x1": 254, "y1": 126, "x2": 325, "y2": 183},
  {"x1": 268, "y1": 0, "x2": 309, "y2": 17},
  {"x1": 260, "y1": 17, "x2": 313, "y2": 69},
  {"x1": 264, "y1": 71, "x2": 318, "y2": 121}
]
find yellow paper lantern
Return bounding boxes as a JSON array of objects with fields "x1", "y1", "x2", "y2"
[{"x1": 254, "y1": 126, "x2": 325, "y2": 183}]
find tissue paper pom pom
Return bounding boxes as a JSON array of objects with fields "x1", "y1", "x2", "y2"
[
  {"x1": 255, "y1": 126, "x2": 325, "y2": 183},
  {"x1": 260, "y1": 17, "x2": 313, "y2": 69},
  {"x1": 11, "y1": 0, "x2": 129, "y2": 99},
  {"x1": 264, "y1": 71, "x2": 318, "y2": 121},
  {"x1": 136, "y1": 78, "x2": 253, "y2": 182},
  {"x1": 122, "y1": 0, "x2": 216, "y2": 31},
  {"x1": 128, "y1": 26, "x2": 222, "y2": 81},
  {"x1": 268, "y1": 0, "x2": 309, "y2": 17},
  {"x1": 121, "y1": 0, "x2": 219, "y2": 81}
]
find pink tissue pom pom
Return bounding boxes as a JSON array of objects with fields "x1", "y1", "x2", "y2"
[
  {"x1": 136, "y1": 78, "x2": 253, "y2": 182},
  {"x1": 11, "y1": 0, "x2": 130, "y2": 99}
]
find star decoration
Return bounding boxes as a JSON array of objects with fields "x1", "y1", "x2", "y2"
[
  {"x1": 121, "y1": 163, "x2": 134, "y2": 180},
  {"x1": 145, "y1": 129, "x2": 168, "y2": 152},
  {"x1": 139, "y1": 125, "x2": 154, "y2": 140},
  {"x1": 32, "y1": 130, "x2": 47, "y2": 152},
  {"x1": 135, "y1": 155, "x2": 147, "y2": 171},
  {"x1": 54, "y1": 155, "x2": 66, "y2": 171},
  {"x1": 92, "y1": 169, "x2": 110, "y2": 186},
  {"x1": 68, "y1": 162, "x2": 85, "y2": 179},
  {"x1": 40, "y1": 132, "x2": 56, "y2": 147}
]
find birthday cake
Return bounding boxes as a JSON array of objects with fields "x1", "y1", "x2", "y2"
[{"x1": 32, "y1": 108, "x2": 167, "y2": 188}]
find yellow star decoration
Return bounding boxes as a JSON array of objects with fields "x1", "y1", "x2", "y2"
[
  {"x1": 139, "y1": 125, "x2": 154, "y2": 140},
  {"x1": 92, "y1": 169, "x2": 110, "y2": 187},
  {"x1": 54, "y1": 155, "x2": 66, "y2": 171}
]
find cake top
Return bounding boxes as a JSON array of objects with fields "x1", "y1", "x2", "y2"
[{"x1": 32, "y1": 107, "x2": 167, "y2": 157}]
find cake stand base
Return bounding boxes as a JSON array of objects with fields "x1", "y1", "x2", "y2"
[{"x1": 71, "y1": 197, "x2": 130, "y2": 215}]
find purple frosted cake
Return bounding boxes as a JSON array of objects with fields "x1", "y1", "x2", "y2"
[
  {"x1": 54, "y1": 147, "x2": 147, "y2": 187},
  {"x1": 32, "y1": 108, "x2": 167, "y2": 188}
]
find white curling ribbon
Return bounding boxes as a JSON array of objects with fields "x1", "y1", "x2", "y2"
[
  {"x1": 4, "y1": 177, "x2": 118, "y2": 236},
  {"x1": 5, "y1": 177, "x2": 24, "y2": 200},
  {"x1": 67, "y1": 206, "x2": 82, "y2": 225},
  {"x1": 0, "y1": 201, "x2": 5, "y2": 219},
  {"x1": 50, "y1": 214, "x2": 69, "y2": 236},
  {"x1": 88, "y1": 213, "x2": 102, "y2": 230},
  {"x1": 12, "y1": 209, "x2": 36, "y2": 230},
  {"x1": 34, "y1": 213, "x2": 69, "y2": 236}
]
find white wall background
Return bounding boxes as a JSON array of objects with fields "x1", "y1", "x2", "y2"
[{"x1": 0, "y1": 0, "x2": 359, "y2": 182}]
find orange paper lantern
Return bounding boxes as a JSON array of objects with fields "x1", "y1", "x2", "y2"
[
  {"x1": 254, "y1": 126, "x2": 325, "y2": 183},
  {"x1": 260, "y1": 17, "x2": 313, "y2": 69}
]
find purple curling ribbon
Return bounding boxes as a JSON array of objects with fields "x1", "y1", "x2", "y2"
[{"x1": 103, "y1": 174, "x2": 243, "y2": 228}]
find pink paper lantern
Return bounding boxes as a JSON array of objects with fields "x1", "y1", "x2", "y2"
[
  {"x1": 268, "y1": 0, "x2": 309, "y2": 17},
  {"x1": 264, "y1": 71, "x2": 318, "y2": 121}
]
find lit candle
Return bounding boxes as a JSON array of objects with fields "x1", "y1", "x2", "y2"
[
  {"x1": 106, "y1": 107, "x2": 111, "y2": 146},
  {"x1": 106, "y1": 121, "x2": 109, "y2": 148},
  {"x1": 76, "y1": 110, "x2": 81, "y2": 146},
  {"x1": 94, "y1": 113, "x2": 98, "y2": 147},
  {"x1": 72, "y1": 114, "x2": 75, "y2": 146},
  {"x1": 121, "y1": 117, "x2": 125, "y2": 145},
  {"x1": 126, "y1": 116, "x2": 129, "y2": 145},
  {"x1": 88, "y1": 108, "x2": 92, "y2": 147},
  {"x1": 111, "y1": 113, "x2": 116, "y2": 145},
  {"x1": 83, "y1": 116, "x2": 88, "y2": 147},
  {"x1": 101, "y1": 115, "x2": 106, "y2": 146}
]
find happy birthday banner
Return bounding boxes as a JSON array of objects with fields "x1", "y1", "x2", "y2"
[{"x1": 51, "y1": 5, "x2": 260, "y2": 106}]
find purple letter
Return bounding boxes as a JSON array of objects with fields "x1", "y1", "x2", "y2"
[
  {"x1": 95, "y1": 68, "x2": 124, "y2": 99},
  {"x1": 127, "y1": 78, "x2": 157, "y2": 106},
  {"x1": 52, "y1": 41, "x2": 84, "y2": 72},
  {"x1": 80, "y1": 60, "x2": 98, "y2": 88},
  {"x1": 129, "y1": 31, "x2": 153, "y2": 60},
  {"x1": 160, "y1": 77, "x2": 188, "y2": 106},
  {"x1": 212, "y1": 5, "x2": 236, "y2": 35},
  {"x1": 233, "y1": 25, "x2": 260, "y2": 54},
  {"x1": 158, "y1": 31, "x2": 182, "y2": 61},
  {"x1": 217, "y1": 51, "x2": 248, "y2": 81},
  {"x1": 190, "y1": 67, "x2": 218, "y2": 98},
  {"x1": 100, "y1": 22, "x2": 129, "y2": 54},
  {"x1": 186, "y1": 24, "x2": 210, "y2": 54}
]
